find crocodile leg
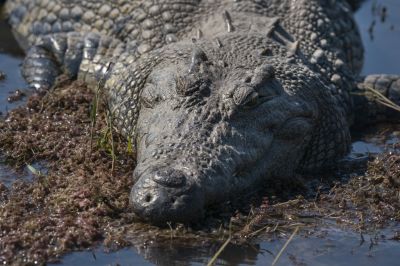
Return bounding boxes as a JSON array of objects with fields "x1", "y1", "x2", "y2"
[
  {"x1": 22, "y1": 31, "x2": 145, "y2": 140},
  {"x1": 22, "y1": 31, "x2": 134, "y2": 91},
  {"x1": 352, "y1": 74, "x2": 400, "y2": 125}
]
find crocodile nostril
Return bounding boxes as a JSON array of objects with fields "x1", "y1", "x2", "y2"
[
  {"x1": 145, "y1": 193, "x2": 153, "y2": 203},
  {"x1": 244, "y1": 76, "x2": 252, "y2": 83},
  {"x1": 152, "y1": 168, "x2": 187, "y2": 187},
  {"x1": 130, "y1": 176, "x2": 204, "y2": 223}
]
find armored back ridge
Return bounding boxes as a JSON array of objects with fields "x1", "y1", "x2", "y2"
[{"x1": 3, "y1": 0, "x2": 400, "y2": 224}]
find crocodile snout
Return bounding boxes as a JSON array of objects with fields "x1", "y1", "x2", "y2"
[{"x1": 130, "y1": 167, "x2": 204, "y2": 225}]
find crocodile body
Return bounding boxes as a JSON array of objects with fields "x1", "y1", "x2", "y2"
[{"x1": 2, "y1": 0, "x2": 399, "y2": 224}]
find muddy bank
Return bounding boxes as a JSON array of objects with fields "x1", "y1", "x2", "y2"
[{"x1": 0, "y1": 80, "x2": 399, "y2": 265}]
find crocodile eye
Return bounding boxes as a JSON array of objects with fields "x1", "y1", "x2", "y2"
[
  {"x1": 242, "y1": 91, "x2": 260, "y2": 109},
  {"x1": 233, "y1": 86, "x2": 261, "y2": 109},
  {"x1": 140, "y1": 84, "x2": 159, "y2": 108}
]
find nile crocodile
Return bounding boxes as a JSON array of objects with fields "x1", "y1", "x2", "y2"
[{"x1": 2, "y1": 0, "x2": 399, "y2": 224}]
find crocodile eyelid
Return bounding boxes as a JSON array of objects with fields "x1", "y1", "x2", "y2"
[
  {"x1": 141, "y1": 84, "x2": 158, "y2": 108},
  {"x1": 233, "y1": 86, "x2": 257, "y2": 106},
  {"x1": 242, "y1": 91, "x2": 260, "y2": 108}
]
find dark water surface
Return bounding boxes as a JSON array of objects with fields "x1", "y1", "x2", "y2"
[{"x1": 1, "y1": 0, "x2": 400, "y2": 265}]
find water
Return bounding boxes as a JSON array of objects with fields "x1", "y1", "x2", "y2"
[
  {"x1": 56, "y1": 227, "x2": 400, "y2": 266},
  {"x1": 356, "y1": 0, "x2": 400, "y2": 75},
  {"x1": 1, "y1": 0, "x2": 400, "y2": 265},
  {"x1": 0, "y1": 19, "x2": 26, "y2": 115}
]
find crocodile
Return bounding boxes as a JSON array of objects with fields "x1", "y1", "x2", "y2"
[{"x1": 1, "y1": 0, "x2": 399, "y2": 224}]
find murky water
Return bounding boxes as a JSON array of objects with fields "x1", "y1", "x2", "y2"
[
  {"x1": 1, "y1": 0, "x2": 400, "y2": 265},
  {"x1": 52, "y1": 227, "x2": 400, "y2": 266},
  {"x1": 356, "y1": 0, "x2": 400, "y2": 75},
  {"x1": 0, "y1": 19, "x2": 26, "y2": 115}
]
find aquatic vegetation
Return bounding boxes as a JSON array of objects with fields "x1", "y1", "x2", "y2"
[
  {"x1": 0, "y1": 81, "x2": 399, "y2": 264},
  {"x1": 0, "y1": 81, "x2": 136, "y2": 264}
]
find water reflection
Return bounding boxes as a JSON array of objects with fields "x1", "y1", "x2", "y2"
[
  {"x1": 133, "y1": 241, "x2": 261, "y2": 266},
  {"x1": 56, "y1": 227, "x2": 400, "y2": 266}
]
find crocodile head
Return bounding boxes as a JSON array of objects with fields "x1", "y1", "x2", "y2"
[{"x1": 130, "y1": 36, "x2": 345, "y2": 225}]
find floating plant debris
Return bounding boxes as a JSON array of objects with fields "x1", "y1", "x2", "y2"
[{"x1": 0, "y1": 81, "x2": 399, "y2": 265}]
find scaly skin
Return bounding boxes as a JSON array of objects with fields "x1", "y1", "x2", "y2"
[{"x1": 2, "y1": 0, "x2": 399, "y2": 224}]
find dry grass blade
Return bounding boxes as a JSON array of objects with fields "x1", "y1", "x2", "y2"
[
  {"x1": 107, "y1": 110, "x2": 116, "y2": 172},
  {"x1": 363, "y1": 85, "x2": 400, "y2": 113},
  {"x1": 271, "y1": 226, "x2": 300, "y2": 266},
  {"x1": 244, "y1": 224, "x2": 270, "y2": 238},
  {"x1": 207, "y1": 236, "x2": 232, "y2": 266}
]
